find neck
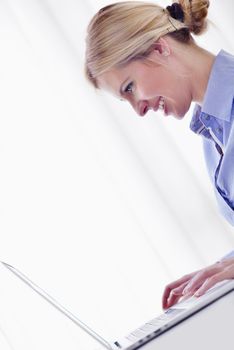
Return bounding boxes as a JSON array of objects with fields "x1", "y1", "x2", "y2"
[{"x1": 186, "y1": 43, "x2": 216, "y2": 105}]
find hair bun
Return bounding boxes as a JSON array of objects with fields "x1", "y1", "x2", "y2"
[
  {"x1": 179, "y1": 0, "x2": 210, "y2": 35},
  {"x1": 166, "y1": 3, "x2": 185, "y2": 22}
]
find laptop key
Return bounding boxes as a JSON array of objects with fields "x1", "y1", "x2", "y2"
[
  {"x1": 149, "y1": 315, "x2": 169, "y2": 325},
  {"x1": 131, "y1": 329, "x2": 146, "y2": 338},
  {"x1": 139, "y1": 323, "x2": 156, "y2": 332}
]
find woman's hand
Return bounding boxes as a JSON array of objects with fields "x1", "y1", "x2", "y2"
[{"x1": 162, "y1": 257, "x2": 234, "y2": 310}]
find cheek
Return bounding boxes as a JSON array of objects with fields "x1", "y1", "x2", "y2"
[
  {"x1": 173, "y1": 93, "x2": 192, "y2": 118},
  {"x1": 169, "y1": 75, "x2": 191, "y2": 102},
  {"x1": 136, "y1": 75, "x2": 161, "y2": 99}
]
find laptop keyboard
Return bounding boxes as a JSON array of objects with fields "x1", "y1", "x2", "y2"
[
  {"x1": 124, "y1": 281, "x2": 234, "y2": 346},
  {"x1": 126, "y1": 308, "x2": 183, "y2": 342}
]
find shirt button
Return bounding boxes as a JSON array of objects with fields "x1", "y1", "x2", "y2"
[{"x1": 217, "y1": 127, "x2": 222, "y2": 133}]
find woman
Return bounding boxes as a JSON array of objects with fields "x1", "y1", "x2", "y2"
[{"x1": 85, "y1": 1, "x2": 234, "y2": 310}]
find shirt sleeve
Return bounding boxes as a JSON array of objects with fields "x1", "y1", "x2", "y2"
[{"x1": 219, "y1": 250, "x2": 234, "y2": 261}]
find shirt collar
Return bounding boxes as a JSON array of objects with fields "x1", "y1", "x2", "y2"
[{"x1": 201, "y1": 49, "x2": 234, "y2": 122}]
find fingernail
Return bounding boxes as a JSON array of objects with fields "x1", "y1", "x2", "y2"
[
  {"x1": 172, "y1": 289, "x2": 180, "y2": 295},
  {"x1": 182, "y1": 288, "x2": 190, "y2": 295}
]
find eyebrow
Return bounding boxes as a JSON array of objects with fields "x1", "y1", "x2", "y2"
[{"x1": 119, "y1": 76, "x2": 130, "y2": 97}]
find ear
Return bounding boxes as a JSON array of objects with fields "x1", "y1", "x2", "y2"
[{"x1": 152, "y1": 37, "x2": 171, "y2": 57}]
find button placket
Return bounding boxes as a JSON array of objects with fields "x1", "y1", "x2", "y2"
[{"x1": 201, "y1": 113, "x2": 224, "y2": 150}]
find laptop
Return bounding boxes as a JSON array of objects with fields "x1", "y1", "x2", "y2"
[{"x1": 1, "y1": 261, "x2": 234, "y2": 350}]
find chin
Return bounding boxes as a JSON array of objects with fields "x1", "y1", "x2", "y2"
[
  {"x1": 173, "y1": 105, "x2": 188, "y2": 120},
  {"x1": 176, "y1": 113, "x2": 185, "y2": 120},
  {"x1": 172, "y1": 111, "x2": 185, "y2": 120}
]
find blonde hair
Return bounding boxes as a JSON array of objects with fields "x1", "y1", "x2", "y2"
[{"x1": 85, "y1": 1, "x2": 210, "y2": 89}]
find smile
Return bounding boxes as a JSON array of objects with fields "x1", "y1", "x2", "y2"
[{"x1": 158, "y1": 96, "x2": 165, "y2": 111}]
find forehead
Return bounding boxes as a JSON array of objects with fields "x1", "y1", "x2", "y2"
[
  {"x1": 97, "y1": 60, "x2": 142, "y2": 99},
  {"x1": 97, "y1": 66, "x2": 128, "y2": 98}
]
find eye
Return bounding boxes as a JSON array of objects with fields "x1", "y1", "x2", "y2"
[{"x1": 124, "y1": 82, "x2": 134, "y2": 93}]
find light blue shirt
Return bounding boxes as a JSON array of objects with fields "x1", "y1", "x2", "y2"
[
  {"x1": 190, "y1": 49, "x2": 234, "y2": 227},
  {"x1": 190, "y1": 49, "x2": 234, "y2": 260}
]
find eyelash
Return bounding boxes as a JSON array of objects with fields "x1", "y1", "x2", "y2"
[{"x1": 124, "y1": 82, "x2": 133, "y2": 93}]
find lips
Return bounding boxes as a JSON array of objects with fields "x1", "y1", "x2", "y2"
[
  {"x1": 140, "y1": 97, "x2": 167, "y2": 116},
  {"x1": 140, "y1": 104, "x2": 149, "y2": 116}
]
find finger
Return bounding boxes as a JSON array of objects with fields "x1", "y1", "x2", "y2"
[
  {"x1": 165, "y1": 293, "x2": 182, "y2": 309},
  {"x1": 162, "y1": 274, "x2": 195, "y2": 309},
  {"x1": 163, "y1": 281, "x2": 191, "y2": 310},
  {"x1": 164, "y1": 279, "x2": 206, "y2": 309},
  {"x1": 171, "y1": 281, "x2": 189, "y2": 295},
  {"x1": 180, "y1": 284, "x2": 202, "y2": 300},
  {"x1": 182, "y1": 264, "x2": 221, "y2": 295},
  {"x1": 166, "y1": 287, "x2": 198, "y2": 309},
  {"x1": 194, "y1": 267, "x2": 234, "y2": 297}
]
